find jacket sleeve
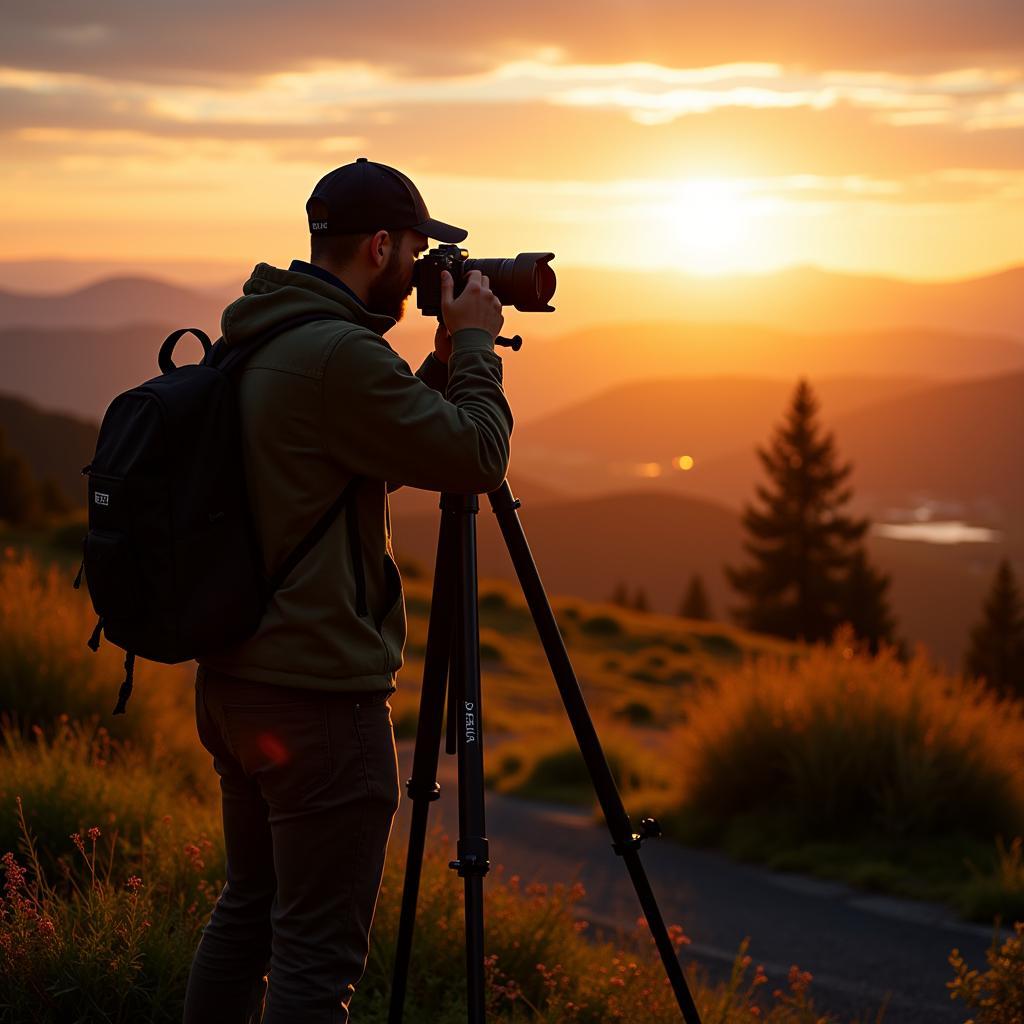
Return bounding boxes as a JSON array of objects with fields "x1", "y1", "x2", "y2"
[
  {"x1": 322, "y1": 327, "x2": 513, "y2": 494},
  {"x1": 386, "y1": 352, "x2": 450, "y2": 493}
]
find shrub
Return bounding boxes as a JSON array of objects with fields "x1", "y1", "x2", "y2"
[
  {"x1": 0, "y1": 552, "x2": 199, "y2": 767},
  {"x1": 695, "y1": 632, "x2": 741, "y2": 658},
  {"x1": 480, "y1": 641, "x2": 505, "y2": 664},
  {"x1": 949, "y1": 921, "x2": 1024, "y2": 1023},
  {"x1": 613, "y1": 700, "x2": 655, "y2": 726},
  {"x1": 479, "y1": 590, "x2": 509, "y2": 612},
  {"x1": 579, "y1": 615, "x2": 623, "y2": 637},
  {"x1": 671, "y1": 633, "x2": 1024, "y2": 846},
  {"x1": 958, "y1": 837, "x2": 1024, "y2": 922}
]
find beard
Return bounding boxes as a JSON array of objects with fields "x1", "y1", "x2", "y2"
[{"x1": 365, "y1": 246, "x2": 414, "y2": 323}]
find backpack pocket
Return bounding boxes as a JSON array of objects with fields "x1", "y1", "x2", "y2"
[{"x1": 83, "y1": 530, "x2": 142, "y2": 624}]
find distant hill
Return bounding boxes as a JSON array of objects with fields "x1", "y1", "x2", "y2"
[
  {"x1": 685, "y1": 372, "x2": 1024, "y2": 531},
  {"x1": 0, "y1": 276, "x2": 229, "y2": 332},
  {"x1": 4, "y1": 314, "x2": 1022, "y2": 425},
  {"x1": 507, "y1": 372, "x2": 1024, "y2": 534},
  {"x1": 0, "y1": 394, "x2": 97, "y2": 501},
  {"x1": 1, "y1": 265, "x2": 1023, "y2": 421},
  {"x1": 509, "y1": 321, "x2": 1024, "y2": 419},
  {"x1": 0, "y1": 325, "x2": 187, "y2": 421},
  {"x1": 0, "y1": 391, "x2": 565, "y2": 523},
  {"x1": 552, "y1": 262, "x2": 1024, "y2": 341},
  {"x1": 2, "y1": 260, "x2": 1022, "y2": 341},
  {"x1": 514, "y1": 375, "x2": 930, "y2": 470},
  {"x1": 390, "y1": 488, "x2": 1022, "y2": 670}
]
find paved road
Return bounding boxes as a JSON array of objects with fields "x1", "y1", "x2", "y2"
[{"x1": 392, "y1": 742, "x2": 996, "y2": 1024}]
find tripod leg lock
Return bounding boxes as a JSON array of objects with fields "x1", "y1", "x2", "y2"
[
  {"x1": 405, "y1": 778, "x2": 441, "y2": 802},
  {"x1": 611, "y1": 816, "x2": 663, "y2": 855},
  {"x1": 449, "y1": 836, "x2": 490, "y2": 878}
]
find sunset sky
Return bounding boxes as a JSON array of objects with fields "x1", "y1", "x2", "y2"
[{"x1": 4, "y1": 1, "x2": 1024, "y2": 282}]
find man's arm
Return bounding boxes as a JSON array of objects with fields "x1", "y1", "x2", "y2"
[
  {"x1": 385, "y1": 351, "x2": 449, "y2": 493},
  {"x1": 322, "y1": 327, "x2": 512, "y2": 494}
]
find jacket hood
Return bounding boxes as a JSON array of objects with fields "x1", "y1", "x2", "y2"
[{"x1": 221, "y1": 262, "x2": 397, "y2": 346}]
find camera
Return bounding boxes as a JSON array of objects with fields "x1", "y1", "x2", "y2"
[{"x1": 412, "y1": 244, "x2": 556, "y2": 317}]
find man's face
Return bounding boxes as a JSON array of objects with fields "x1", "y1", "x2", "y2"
[{"x1": 365, "y1": 230, "x2": 429, "y2": 322}]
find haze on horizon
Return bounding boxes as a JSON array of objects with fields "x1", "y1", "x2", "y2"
[{"x1": 3, "y1": 1, "x2": 1024, "y2": 286}]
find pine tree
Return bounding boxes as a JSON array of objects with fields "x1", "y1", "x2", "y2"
[
  {"x1": 610, "y1": 581, "x2": 630, "y2": 608},
  {"x1": 678, "y1": 574, "x2": 712, "y2": 620},
  {"x1": 632, "y1": 588, "x2": 650, "y2": 613},
  {"x1": 725, "y1": 379, "x2": 894, "y2": 645},
  {"x1": 964, "y1": 560, "x2": 1024, "y2": 700},
  {"x1": 839, "y1": 547, "x2": 897, "y2": 654}
]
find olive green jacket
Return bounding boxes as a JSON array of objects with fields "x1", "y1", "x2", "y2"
[{"x1": 197, "y1": 262, "x2": 513, "y2": 691}]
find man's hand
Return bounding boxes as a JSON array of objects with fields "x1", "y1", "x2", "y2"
[
  {"x1": 440, "y1": 269, "x2": 504, "y2": 344},
  {"x1": 433, "y1": 321, "x2": 453, "y2": 364}
]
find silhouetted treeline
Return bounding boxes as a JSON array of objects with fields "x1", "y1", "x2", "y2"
[
  {"x1": 964, "y1": 559, "x2": 1024, "y2": 700},
  {"x1": 0, "y1": 427, "x2": 72, "y2": 527}
]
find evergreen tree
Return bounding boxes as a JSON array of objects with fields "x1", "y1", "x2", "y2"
[
  {"x1": 964, "y1": 560, "x2": 1024, "y2": 700},
  {"x1": 838, "y1": 547, "x2": 897, "y2": 654},
  {"x1": 0, "y1": 428, "x2": 38, "y2": 527},
  {"x1": 678, "y1": 574, "x2": 712, "y2": 620},
  {"x1": 632, "y1": 588, "x2": 650, "y2": 613},
  {"x1": 725, "y1": 379, "x2": 894, "y2": 645},
  {"x1": 610, "y1": 581, "x2": 630, "y2": 608}
]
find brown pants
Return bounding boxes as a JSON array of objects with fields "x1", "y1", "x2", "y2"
[{"x1": 183, "y1": 665, "x2": 400, "y2": 1024}]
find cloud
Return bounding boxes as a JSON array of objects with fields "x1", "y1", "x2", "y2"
[{"x1": 4, "y1": 1, "x2": 1024, "y2": 87}]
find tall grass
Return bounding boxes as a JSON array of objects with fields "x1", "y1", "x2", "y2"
[
  {"x1": 0, "y1": 550, "x2": 205, "y2": 780},
  {"x1": 670, "y1": 631, "x2": 1024, "y2": 847},
  {"x1": 0, "y1": 724, "x2": 851, "y2": 1024}
]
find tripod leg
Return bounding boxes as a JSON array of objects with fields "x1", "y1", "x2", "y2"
[
  {"x1": 487, "y1": 481, "x2": 703, "y2": 1024},
  {"x1": 447, "y1": 493, "x2": 489, "y2": 1024},
  {"x1": 388, "y1": 501, "x2": 461, "y2": 1024}
]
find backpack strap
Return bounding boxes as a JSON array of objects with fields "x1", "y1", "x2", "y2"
[
  {"x1": 204, "y1": 313, "x2": 364, "y2": 602},
  {"x1": 209, "y1": 313, "x2": 347, "y2": 376},
  {"x1": 267, "y1": 476, "x2": 363, "y2": 598}
]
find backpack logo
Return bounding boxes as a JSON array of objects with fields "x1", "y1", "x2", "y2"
[{"x1": 94, "y1": 492, "x2": 110, "y2": 506}]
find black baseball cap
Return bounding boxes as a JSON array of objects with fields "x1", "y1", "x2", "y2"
[{"x1": 306, "y1": 157, "x2": 467, "y2": 243}]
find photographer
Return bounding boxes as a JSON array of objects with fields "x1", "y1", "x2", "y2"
[{"x1": 183, "y1": 158, "x2": 513, "y2": 1024}]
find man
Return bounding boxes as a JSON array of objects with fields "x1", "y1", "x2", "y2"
[{"x1": 183, "y1": 158, "x2": 513, "y2": 1024}]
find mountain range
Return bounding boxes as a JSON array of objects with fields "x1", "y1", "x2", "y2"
[
  {"x1": 2, "y1": 263, "x2": 1021, "y2": 670},
  {"x1": 2, "y1": 270, "x2": 1023, "y2": 421}
]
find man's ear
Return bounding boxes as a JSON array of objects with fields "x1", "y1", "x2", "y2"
[{"x1": 369, "y1": 229, "x2": 390, "y2": 268}]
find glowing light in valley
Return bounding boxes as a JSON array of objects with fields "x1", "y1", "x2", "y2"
[
  {"x1": 636, "y1": 462, "x2": 663, "y2": 478},
  {"x1": 672, "y1": 455, "x2": 695, "y2": 471}
]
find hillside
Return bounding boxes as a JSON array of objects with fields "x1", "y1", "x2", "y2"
[
  {"x1": 0, "y1": 276, "x2": 227, "y2": 331},
  {"x1": 507, "y1": 371, "x2": 1024, "y2": 533},
  {"x1": 505, "y1": 322, "x2": 1024, "y2": 419},
  {"x1": 2, "y1": 267, "x2": 1024, "y2": 421},
  {"x1": 0, "y1": 393, "x2": 96, "y2": 500},
  {"x1": 390, "y1": 486, "x2": 1021, "y2": 669},
  {"x1": 686, "y1": 372, "x2": 1024, "y2": 530}
]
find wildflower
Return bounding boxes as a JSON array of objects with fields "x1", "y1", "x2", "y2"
[
  {"x1": 126, "y1": 876, "x2": 143, "y2": 894},
  {"x1": 87, "y1": 827, "x2": 101, "y2": 842},
  {"x1": 70, "y1": 833, "x2": 85, "y2": 856}
]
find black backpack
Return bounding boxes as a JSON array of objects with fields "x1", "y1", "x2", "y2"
[{"x1": 74, "y1": 315, "x2": 359, "y2": 715}]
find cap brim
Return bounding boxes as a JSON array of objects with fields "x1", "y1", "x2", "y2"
[{"x1": 414, "y1": 218, "x2": 468, "y2": 244}]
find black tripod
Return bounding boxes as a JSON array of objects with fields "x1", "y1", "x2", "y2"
[{"x1": 387, "y1": 481, "x2": 703, "y2": 1024}]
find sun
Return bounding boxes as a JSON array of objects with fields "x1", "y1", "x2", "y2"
[{"x1": 663, "y1": 179, "x2": 749, "y2": 274}]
